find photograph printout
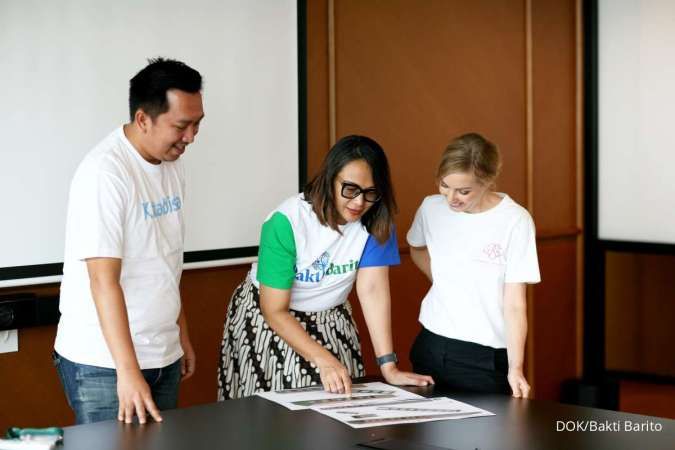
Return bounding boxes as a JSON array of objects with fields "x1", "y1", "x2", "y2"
[
  {"x1": 255, "y1": 382, "x2": 425, "y2": 411},
  {"x1": 311, "y1": 396, "x2": 495, "y2": 429}
]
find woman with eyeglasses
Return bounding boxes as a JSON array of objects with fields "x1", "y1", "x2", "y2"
[
  {"x1": 407, "y1": 133, "x2": 540, "y2": 397},
  {"x1": 217, "y1": 135, "x2": 433, "y2": 400}
]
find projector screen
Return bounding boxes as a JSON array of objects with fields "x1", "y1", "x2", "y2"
[
  {"x1": 0, "y1": 0, "x2": 303, "y2": 287},
  {"x1": 598, "y1": 0, "x2": 675, "y2": 244}
]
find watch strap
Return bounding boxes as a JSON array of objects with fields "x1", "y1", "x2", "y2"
[{"x1": 376, "y1": 352, "x2": 398, "y2": 366}]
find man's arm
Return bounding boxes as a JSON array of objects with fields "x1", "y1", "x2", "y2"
[
  {"x1": 86, "y1": 257, "x2": 162, "y2": 424},
  {"x1": 177, "y1": 306, "x2": 195, "y2": 380}
]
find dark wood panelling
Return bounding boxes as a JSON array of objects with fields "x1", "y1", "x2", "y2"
[
  {"x1": 0, "y1": 325, "x2": 72, "y2": 429},
  {"x1": 333, "y1": 0, "x2": 528, "y2": 233},
  {"x1": 0, "y1": 285, "x2": 67, "y2": 429},
  {"x1": 636, "y1": 255, "x2": 675, "y2": 377},
  {"x1": 620, "y1": 380, "x2": 675, "y2": 419},
  {"x1": 605, "y1": 252, "x2": 641, "y2": 372},
  {"x1": 532, "y1": 238, "x2": 578, "y2": 400},
  {"x1": 306, "y1": 0, "x2": 330, "y2": 176},
  {"x1": 177, "y1": 266, "x2": 250, "y2": 407},
  {"x1": 531, "y1": 0, "x2": 577, "y2": 232},
  {"x1": 606, "y1": 253, "x2": 675, "y2": 377},
  {"x1": 529, "y1": 0, "x2": 579, "y2": 401}
]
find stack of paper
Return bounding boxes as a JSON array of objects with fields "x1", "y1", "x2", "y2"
[{"x1": 256, "y1": 382, "x2": 494, "y2": 429}]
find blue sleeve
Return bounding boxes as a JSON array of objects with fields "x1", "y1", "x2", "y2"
[{"x1": 359, "y1": 226, "x2": 401, "y2": 268}]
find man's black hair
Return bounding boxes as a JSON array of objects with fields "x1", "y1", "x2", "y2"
[{"x1": 128, "y1": 57, "x2": 202, "y2": 121}]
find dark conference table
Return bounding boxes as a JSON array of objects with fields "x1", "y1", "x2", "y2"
[{"x1": 60, "y1": 384, "x2": 674, "y2": 450}]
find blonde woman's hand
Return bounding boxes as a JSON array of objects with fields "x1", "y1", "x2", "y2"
[{"x1": 507, "y1": 368, "x2": 531, "y2": 398}]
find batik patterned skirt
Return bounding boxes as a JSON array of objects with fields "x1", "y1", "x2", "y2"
[{"x1": 217, "y1": 273, "x2": 365, "y2": 400}]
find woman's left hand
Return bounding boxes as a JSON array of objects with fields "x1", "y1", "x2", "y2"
[
  {"x1": 380, "y1": 363, "x2": 434, "y2": 386},
  {"x1": 507, "y1": 368, "x2": 530, "y2": 398}
]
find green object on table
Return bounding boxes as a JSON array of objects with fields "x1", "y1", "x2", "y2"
[{"x1": 5, "y1": 427, "x2": 63, "y2": 442}]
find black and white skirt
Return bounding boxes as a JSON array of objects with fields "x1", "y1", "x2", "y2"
[{"x1": 217, "y1": 273, "x2": 365, "y2": 400}]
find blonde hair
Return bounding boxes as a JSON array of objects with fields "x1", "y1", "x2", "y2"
[{"x1": 437, "y1": 133, "x2": 501, "y2": 185}]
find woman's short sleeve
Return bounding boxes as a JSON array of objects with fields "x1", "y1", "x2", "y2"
[
  {"x1": 256, "y1": 212, "x2": 297, "y2": 289},
  {"x1": 406, "y1": 203, "x2": 427, "y2": 247},
  {"x1": 504, "y1": 215, "x2": 541, "y2": 283},
  {"x1": 359, "y1": 226, "x2": 401, "y2": 268}
]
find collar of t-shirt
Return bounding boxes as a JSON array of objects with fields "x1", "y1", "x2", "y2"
[{"x1": 118, "y1": 126, "x2": 162, "y2": 174}]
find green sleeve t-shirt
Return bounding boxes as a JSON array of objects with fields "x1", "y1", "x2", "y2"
[
  {"x1": 251, "y1": 194, "x2": 400, "y2": 312},
  {"x1": 257, "y1": 212, "x2": 296, "y2": 289}
]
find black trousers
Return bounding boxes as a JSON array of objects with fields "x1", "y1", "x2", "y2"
[{"x1": 410, "y1": 327, "x2": 511, "y2": 395}]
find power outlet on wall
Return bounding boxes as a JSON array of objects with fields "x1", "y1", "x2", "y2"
[{"x1": 0, "y1": 329, "x2": 18, "y2": 353}]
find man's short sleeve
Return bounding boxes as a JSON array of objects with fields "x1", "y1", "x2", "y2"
[
  {"x1": 69, "y1": 167, "x2": 127, "y2": 260},
  {"x1": 504, "y1": 214, "x2": 541, "y2": 283},
  {"x1": 256, "y1": 212, "x2": 297, "y2": 289},
  {"x1": 406, "y1": 202, "x2": 427, "y2": 247},
  {"x1": 359, "y1": 226, "x2": 401, "y2": 268}
]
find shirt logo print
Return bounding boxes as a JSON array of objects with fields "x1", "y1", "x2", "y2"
[
  {"x1": 142, "y1": 195, "x2": 182, "y2": 220},
  {"x1": 295, "y1": 251, "x2": 360, "y2": 283},
  {"x1": 483, "y1": 243, "x2": 503, "y2": 260},
  {"x1": 311, "y1": 252, "x2": 330, "y2": 272}
]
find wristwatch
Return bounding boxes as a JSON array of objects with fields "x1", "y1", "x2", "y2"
[{"x1": 376, "y1": 352, "x2": 398, "y2": 366}]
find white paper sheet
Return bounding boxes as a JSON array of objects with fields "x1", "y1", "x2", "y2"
[
  {"x1": 311, "y1": 396, "x2": 494, "y2": 428},
  {"x1": 255, "y1": 382, "x2": 424, "y2": 411}
]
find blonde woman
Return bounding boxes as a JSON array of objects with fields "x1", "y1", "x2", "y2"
[{"x1": 407, "y1": 133, "x2": 540, "y2": 397}]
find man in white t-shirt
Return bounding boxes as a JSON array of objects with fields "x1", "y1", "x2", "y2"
[{"x1": 54, "y1": 58, "x2": 205, "y2": 425}]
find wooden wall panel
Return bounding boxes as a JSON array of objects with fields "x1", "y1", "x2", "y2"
[
  {"x1": 606, "y1": 252, "x2": 675, "y2": 377},
  {"x1": 529, "y1": 0, "x2": 579, "y2": 401},
  {"x1": 531, "y1": 0, "x2": 577, "y2": 233},
  {"x1": 333, "y1": 0, "x2": 527, "y2": 230},
  {"x1": 620, "y1": 381, "x2": 675, "y2": 419},
  {"x1": 0, "y1": 324, "x2": 72, "y2": 429},
  {"x1": 306, "y1": 0, "x2": 330, "y2": 176},
  {"x1": 0, "y1": 285, "x2": 68, "y2": 430},
  {"x1": 176, "y1": 266, "x2": 250, "y2": 407},
  {"x1": 634, "y1": 254, "x2": 675, "y2": 377},
  {"x1": 605, "y1": 252, "x2": 641, "y2": 372},
  {"x1": 531, "y1": 238, "x2": 578, "y2": 400}
]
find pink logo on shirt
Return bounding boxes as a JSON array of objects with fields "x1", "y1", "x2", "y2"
[{"x1": 483, "y1": 243, "x2": 503, "y2": 260}]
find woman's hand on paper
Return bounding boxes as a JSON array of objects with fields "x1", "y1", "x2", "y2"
[{"x1": 381, "y1": 363, "x2": 434, "y2": 387}]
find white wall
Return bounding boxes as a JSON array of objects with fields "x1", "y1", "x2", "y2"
[
  {"x1": 0, "y1": 0, "x2": 300, "y2": 285},
  {"x1": 598, "y1": 0, "x2": 675, "y2": 244}
]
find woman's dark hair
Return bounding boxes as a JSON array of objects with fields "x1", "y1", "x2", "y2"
[
  {"x1": 128, "y1": 57, "x2": 202, "y2": 121},
  {"x1": 303, "y1": 135, "x2": 397, "y2": 243}
]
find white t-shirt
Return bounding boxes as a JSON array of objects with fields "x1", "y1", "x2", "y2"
[
  {"x1": 55, "y1": 127, "x2": 185, "y2": 369},
  {"x1": 407, "y1": 194, "x2": 540, "y2": 349},
  {"x1": 251, "y1": 194, "x2": 400, "y2": 312}
]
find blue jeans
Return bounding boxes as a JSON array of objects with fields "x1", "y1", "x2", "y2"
[{"x1": 53, "y1": 351, "x2": 181, "y2": 424}]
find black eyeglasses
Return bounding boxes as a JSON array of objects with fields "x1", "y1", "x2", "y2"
[{"x1": 340, "y1": 181, "x2": 381, "y2": 203}]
